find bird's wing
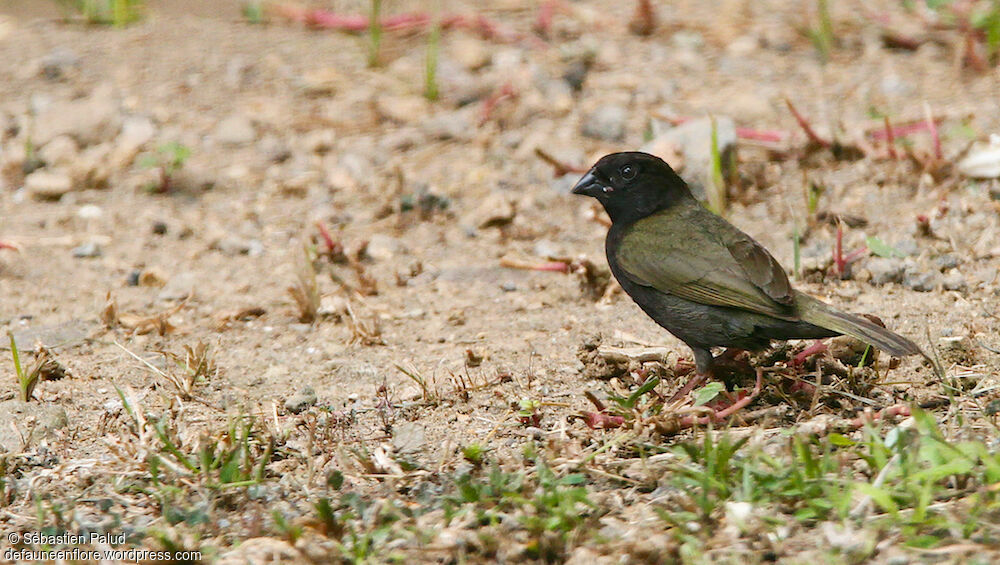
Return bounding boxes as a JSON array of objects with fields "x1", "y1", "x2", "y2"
[{"x1": 615, "y1": 207, "x2": 797, "y2": 320}]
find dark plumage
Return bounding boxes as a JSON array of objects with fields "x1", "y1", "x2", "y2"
[{"x1": 572, "y1": 151, "x2": 927, "y2": 377}]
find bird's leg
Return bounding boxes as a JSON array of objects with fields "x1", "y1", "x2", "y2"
[{"x1": 666, "y1": 347, "x2": 714, "y2": 404}]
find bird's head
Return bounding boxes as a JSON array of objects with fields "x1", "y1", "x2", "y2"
[{"x1": 571, "y1": 151, "x2": 691, "y2": 224}]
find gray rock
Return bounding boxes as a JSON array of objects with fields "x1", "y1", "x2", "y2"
[
  {"x1": 0, "y1": 400, "x2": 69, "y2": 452},
  {"x1": 157, "y1": 272, "x2": 197, "y2": 301},
  {"x1": 942, "y1": 272, "x2": 967, "y2": 291},
  {"x1": 866, "y1": 257, "x2": 905, "y2": 285},
  {"x1": 468, "y1": 192, "x2": 516, "y2": 229},
  {"x1": 934, "y1": 254, "x2": 960, "y2": 271},
  {"x1": 284, "y1": 387, "x2": 317, "y2": 414},
  {"x1": 25, "y1": 169, "x2": 74, "y2": 200},
  {"x1": 902, "y1": 268, "x2": 940, "y2": 292},
  {"x1": 71, "y1": 241, "x2": 102, "y2": 258},
  {"x1": 213, "y1": 237, "x2": 254, "y2": 256},
  {"x1": 391, "y1": 422, "x2": 426, "y2": 456},
  {"x1": 581, "y1": 104, "x2": 627, "y2": 142},
  {"x1": 642, "y1": 116, "x2": 737, "y2": 201},
  {"x1": 533, "y1": 239, "x2": 563, "y2": 259},
  {"x1": 423, "y1": 109, "x2": 474, "y2": 141},
  {"x1": 33, "y1": 83, "x2": 121, "y2": 146},
  {"x1": 214, "y1": 114, "x2": 256, "y2": 145},
  {"x1": 894, "y1": 238, "x2": 919, "y2": 257},
  {"x1": 257, "y1": 135, "x2": 291, "y2": 163},
  {"x1": 39, "y1": 47, "x2": 80, "y2": 81}
]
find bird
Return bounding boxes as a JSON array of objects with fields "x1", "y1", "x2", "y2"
[{"x1": 571, "y1": 151, "x2": 929, "y2": 382}]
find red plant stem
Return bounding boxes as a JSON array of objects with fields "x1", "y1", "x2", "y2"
[
  {"x1": 478, "y1": 82, "x2": 517, "y2": 125},
  {"x1": 785, "y1": 98, "x2": 832, "y2": 148},
  {"x1": 658, "y1": 116, "x2": 787, "y2": 143},
  {"x1": 844, "y1": 247, "x2": 869, "y2": 264},
  {"x1": 315, "y1": 221, "x2": 338, "y2": 254},
  {"x1": 581, "y1": 411, "x2": 625, "y2": 429},
  {"x1": 833, "y1": 222, "x2": 845, "y2": 275},
  {"x1": 868, "y1": 117, "x2": 944, "y2": 140},
  {"x1": 884, "y1": 115, "x2": 898, "y2": 159},
  {"x1": 792, "y1": 340, "x2": 829, "y2": 366},
  {"x1": 534, "y1": 0, "x2": 556, "y2": 36}
]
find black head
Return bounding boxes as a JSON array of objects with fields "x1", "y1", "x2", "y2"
[{"x1": 571, "y1": 151, "x2": 692, "y2": 224}]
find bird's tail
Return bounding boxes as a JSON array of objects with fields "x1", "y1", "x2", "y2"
[{"x1": 794, "y1": 292, "x2": 935, "y2": 368}]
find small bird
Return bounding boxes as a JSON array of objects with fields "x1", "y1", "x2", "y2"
[{"x1": 571, "y1": 151, "x2": 927, "y2": 380}]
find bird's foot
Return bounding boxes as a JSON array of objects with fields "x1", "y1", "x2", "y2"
[{"x1": 694, "y1": 368, "x2": 764, "y2": 423}]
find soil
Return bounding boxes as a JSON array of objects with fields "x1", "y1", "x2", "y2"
[{"x1": 1, "y1": 0, "x2": 999, "y2": 562}]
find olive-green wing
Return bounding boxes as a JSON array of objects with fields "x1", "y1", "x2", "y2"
[{"x1": 615, "y1": 209, "x2": 797, "y2": 320}]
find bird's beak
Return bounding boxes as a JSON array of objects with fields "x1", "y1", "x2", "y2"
[{"x1": 571, "y1": 169, "x2": 608, "y2": 197}]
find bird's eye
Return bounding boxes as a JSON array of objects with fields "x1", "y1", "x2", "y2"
[{"x1": 620, "y1": 165, "x2": 636, "y2": 180}]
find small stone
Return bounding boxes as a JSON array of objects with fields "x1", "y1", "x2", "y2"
[
  {"x1": 894, "y1": 238, "x2": 919, "y2": 257},
  {"x1": 213, "y1": 237, "x2": 253, "y2": 256},
  {"x1": 365, "y1": 234, "x2": 407, "y2": 261},
  {"x1": 468, "y1": 192, "x2": 516, "y2": 229},
  {"x1": 865, "y1": 257, "x2": 904, "y2": 285},
  {"x1": 422, "y1": 110, "x2": 474, "y2": 141},
  {"x1": 375, "y1": 95, "x2": 429, "y2": 124},
  {"x1": 113, "y1": 115, "x2": 156, "y2": 166},
  {"x1": 25, "y1": 170, "x2": 74, "y2": 200},
  {"x1": 533, "y1": 239, "x2": 562, "y2": 258},
  {"x1": 126, "y1": 270, "x2": 141, "y2": 286},
  {"x1": 902, "y1": 268, "x2": 940, "y2": 292},
  {"x1": 285, "y1": 386, "x2": 317, "y2": 414},
  {"x1": 158, "y1": 272, "x2": 197, "y2": 301},
  {"x1": 39, "y1": 47, "x2": 80, "y2": 81},
  {"x1": 934, "y1": 254, "x2": 960, "y2": 270},
  {"x1": 214, "y1": 114, "x2": 256, "y2": 145},
  {"x1": 581, "y1": 104, "x2": 627, "y2": 141},
  {"x1": 72, "y1": 242, "x2": 101, "y2": 258},
  {"x1": 152, "y1": 221, "x2": 168, "y2": 235},
  {"x1": 391, "y1": 422, "x2": 426, "y2": 456},
  {"x1": 77, "y1": 204, "x2": 103, "y2": 220},
  {"x1": 942, "y1": 272, "x2": 967, "y2": 291},
  {"x1": 297, "y1": 68, "x2": 341, "y2": 97},
  {"x1": 33, "y1": 83, "x2": 120, "y2": 146},
  {"x1": 301, "y1": 129, "x2": 336, "y2": 154},
  {"x1": 257, "y1": 135, "x2": 291, "y2": 163},
  {"x1": 501, "y1": 282, "x2": 517, "y2": 292},
  {"x1": 39, "y1": 135, "x2": 79, "y2": 167}
]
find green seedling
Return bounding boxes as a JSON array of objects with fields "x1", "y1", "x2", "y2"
[
  {"x1": 368, "y1": 0, "x2": 383, "y2": 67},
  {"x1": 7, "y1": 331, "x2": 49, "y2": 402},
  {"x1": 242, "y1": 1, "x2": 266, "y2": 24},
  {"x1": 807, "y1": 0, "x2": 835, "y2": 63},
  {"x1": 139, "y1": 141, "x2": 191, "y2": 193},
  {"x1": 707, "y1": 116, "x2": 727, "y2": 217},
  {"x1": 424, "y1": 16, "x2": 441, "y2": 101}
]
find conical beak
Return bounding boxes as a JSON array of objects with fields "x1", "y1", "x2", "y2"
[{"x1": 571, "y1": 169, "x2": 608, "y2": 197}]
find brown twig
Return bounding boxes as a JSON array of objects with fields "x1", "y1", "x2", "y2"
[
  {"x1": 534, "y1": 147, "x2": 588, "y2": 176},
  {"x1": 499, "y1": 256, "x2": 570, "y2": 273},
  {"x1": 884, "y1": 115, "x2": 898, "y2": 159}
]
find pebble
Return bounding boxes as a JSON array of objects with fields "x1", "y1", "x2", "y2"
[
  {"x1": 642, "y1": 116, "x2": 737, "y2": 201},
  {"x1": 257, "y1": 135, "x2": 291, "y2": 163},
  {"x1": 501, "y1": 282, "x2": 517, "y2": 292},
  {"x1": 214, "y1": 114, "x2": 256, "y2": 145},
  {"x1": 39, "y1": 47, "x2": 80, "y2": 81},
  {"x1": 157, "y1": 272, "x2": 197, "y2": 301},
  {"x1": 39, "y1": 135, "x2": 79, "y2": 167},
  {"x1": 116, "y1": 115, "x2": 156, "y2": 154},
  {"x1": 942, "y1": 272, "x2": 967, "y2": 291},
  {"x1": 0, "y1": 400, "x2": 69, "y2": 452},
  {"x1": 934, "y1": 254, "x2": 960, "y2": 270},
  {"x1": 301, "y1": 129, "x2": 336, "y2": 154},
  {"x1": 284, "y1": 386, "x2": 317, "y2": 414},
  {"x1": 365, "y1": 234, "x2": 407, "y2": 261},
  {"x1": 25, "y1": 170, "x2": 74, "y2": 200},
  {"x1": 76, "y1": 204, "x2": 103, "y2": 220},
  {"x1": 33, "y1": 83, "x2": 120, "y2": 146},
  {"x1": 581, "y1": 104, "x2": 627, "y2": 141},
  {"x1": 902, "y1": 267, "x2": 940, "y2": 292},
  {"x1": 865, "y1": 257, "x2": 904, "y2": 285},
  {"x1": 152, "y1": 221, "x2": 168, "y2": 235},
  {"x1": 71, "y1": 241, "x2": 102, "y2": 258},
  {"x1": 469, "y1": 191, "x2": 516, "y2": 229}
]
